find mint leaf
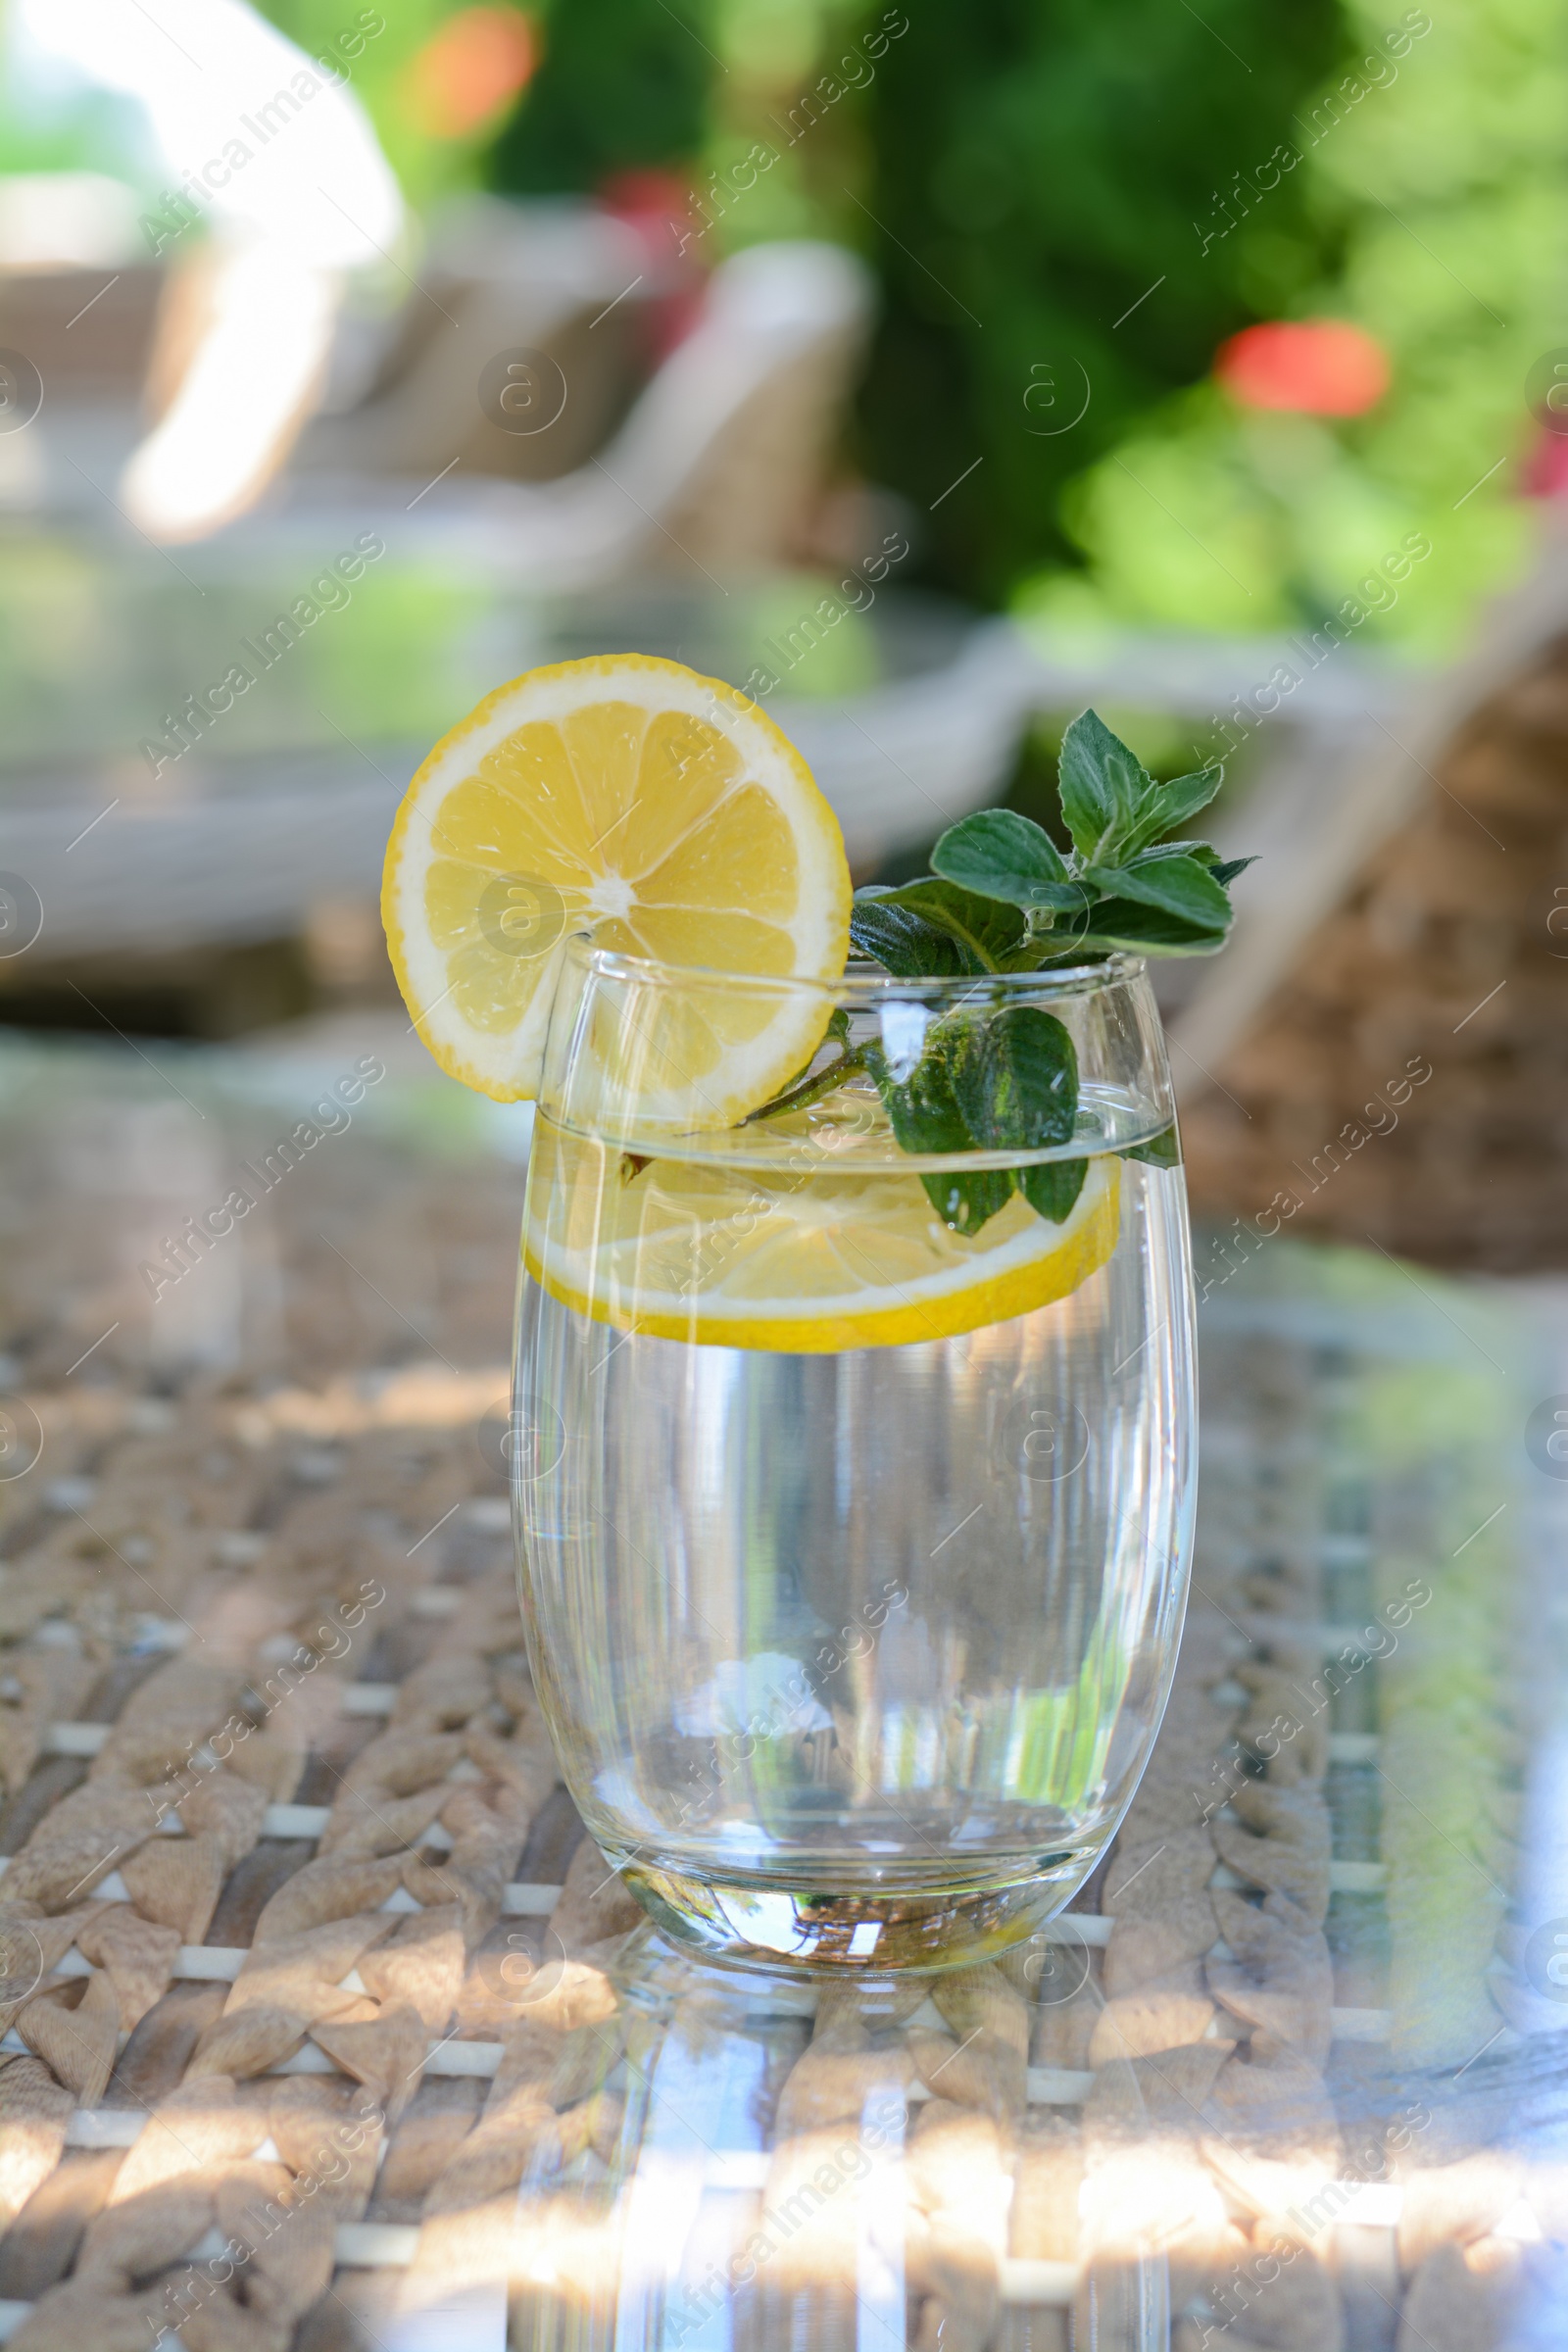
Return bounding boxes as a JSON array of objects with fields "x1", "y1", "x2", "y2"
[
  {"x1": 1121, "y1": 762, "x2": 1224, "y2": 856},
  {"x1": 1057, "y1": 710, "x2": 1151, "y2": 862},
  {"x1": 930, "y1": 809, "x2": 1088, "y2": 912},
  {"x1": 1083, "y1": 852, "x2": 1231, "y2": 929},
  {"x1": 1122, "y1": 1123, "x2": 1182, "y2": 1168},
  {"x1": 1018, "y1": 1158, "x2": 1089, "y2": 1223},
  {"x1": 997, "y1": 939, "x2": 1075, "y2": 972},
  {"x1": 951, "y1": 1005, "x2": 1078, "y2": 1152},
  {"x1": 873, "y1": 878, "x2": 1029, "y2": 971},
  {"x1": 867, "y1": 1023, "x2": 1015, "y2": 1236},
  {"x1": 1208, "y1": 856, "x2": 1257, "y2": 890},
  {"x1": 1065, "y1": 899, "x2": 1227, "y2": 956},
  {"x1": 1126, "y1": 840, "x2": 1216, "y2": 864},
  {"x1": 849, "y1": 893, "x2": 977, "y2": 978},
  {"x1": 870, "y1": 1027, "x2": 971, "y2": 1157},
  {"x1": 922, "y1": 1166, "x2": 1015, "y2": 1236}
]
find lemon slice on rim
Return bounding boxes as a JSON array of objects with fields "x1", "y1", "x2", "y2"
[
  {"x1": 524, "y1": 1122, "x2": 1121, "y2": 1352},
  {"x1": 381, "y1": 655, "x2": 852, "y2": 1111}
]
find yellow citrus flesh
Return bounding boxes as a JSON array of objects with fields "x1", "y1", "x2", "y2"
[
  {"x1": 381, "y1": 655, "x2": 853, "y2": 1109},
  {"x1": 523, "y1": 1121, "x2": 1122, "y2": 1352}
]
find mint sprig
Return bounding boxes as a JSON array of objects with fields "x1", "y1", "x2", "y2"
[
  {"x1": 858, "y1": 1004, "x2": 1082, "y2": 1236},
  {"x1": 754, "y1": 710, "x2": 1254, "y2": 1237},
  {"x1": 851, "y1": 710, "x2": 1252, "y2": 978}
]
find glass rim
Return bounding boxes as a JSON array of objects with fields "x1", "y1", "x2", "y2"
[{"x1": 567, "y1": 936, "x2": 1149, "y2": 1003}]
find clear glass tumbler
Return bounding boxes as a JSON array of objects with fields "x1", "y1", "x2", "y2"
[{"x1": 514, "y1": 942, "x2": 1197, "y2": 1972}]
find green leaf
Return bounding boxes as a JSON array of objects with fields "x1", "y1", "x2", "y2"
[
  {"x1": 849, "y1": 893, "x2": 978, "y2": 978},
  {"x1": 990, "y1": 926, "x2": 1123, "y2": 972},
  {"x1": 1126, "y1": 839, "x2": 1216, "y2": 864},
  {"x1": 1005, "y1": 943, "x2": 1117, "y2": 972},
  {"x1": 1083, "y1": 852, "x2": 1232, "y2": 929},
  {"x1": 1122, "y1": 1123, "x2": 1182, "y2": 1168},
  {"x1": 921, "y1": 1166, "x2": 1015, "y2": 1236},
  {"x1": 1064, "y1": 899, "x2": 1228, "y2": 956},
  {"x1": 1018, "y1": 1158, "x2": 1089, "y2": 1223},
  {"x1": 872, "y1": 878, "x2": 1029, "y2": 971},
  {"x1": 1122, "y1": 762, "x2": 1224, "y2": 855},
  {"x1": 1056, "y1": 710, "x2": 1152, "y2": 861},
  {"x1": 867, "y1": 1025, "x2": 1015, "y2": 1236},
  {"x1": 951, "y1": 1005, "x2": 1079, "y2": 1152},
  {"x1": 1209, "y1": 856, "x2": 1257, "y2": 890},
  {"x1": 930, "y1": 809, "x2": 1087, "y2": 912},
  {"x1": 869, "y1": 1029, "x2": 971, "y2": 1158}
]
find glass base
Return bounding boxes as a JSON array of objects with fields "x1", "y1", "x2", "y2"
[{"x1": 607, "y1": 1845, "x2": 1097, "y2": 1975}]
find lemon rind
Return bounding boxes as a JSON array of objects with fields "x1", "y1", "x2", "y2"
[{"x1": 522, "y1": 1160, "x2": 1121, "y2": 1352}]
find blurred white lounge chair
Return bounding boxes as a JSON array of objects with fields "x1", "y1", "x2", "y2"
[
  {"x1": 297, "y1": 196, "x2": 659, "y2": 487},
  {"x1": 275, "y1": 239, "x2": 876, "y2": 588},
  {"x1": 1168, "y1": 514, "x2": 1568, "y2": 1267},
  {"x1": 1169, "y1": 526, "x2": 1568, "y2": 1086}
]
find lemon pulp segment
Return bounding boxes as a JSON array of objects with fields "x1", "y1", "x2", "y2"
[
  {"x1": 524, "y1": 1123, "x2": 1122, "y2": 1352},
  {"x1": 382, "y1": 655, "x2": 852, "y2": 1109}
]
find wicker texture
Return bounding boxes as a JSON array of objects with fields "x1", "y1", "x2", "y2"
[
  {"x1": 0, "y1": 1056, "x2": 1544, "y2": 2347},
  {"x1": 1183, "y1": 635, "x2": 1568, "y2": 1270}
]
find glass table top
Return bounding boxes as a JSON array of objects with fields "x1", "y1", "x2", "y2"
[
  {"x1": 0, "y1": 526, "x2": 1013, "y2": 954},
  {"x1": 0, "y1": 525, "x2": 976, "y2": 797},
  {"x1": 0, "y1": 1027, "x2": 1562, "y2": 2351}
]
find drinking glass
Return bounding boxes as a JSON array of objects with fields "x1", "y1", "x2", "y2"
[{"x1": 514, "y1": 940, "x2": 1197, "y2": 1973}]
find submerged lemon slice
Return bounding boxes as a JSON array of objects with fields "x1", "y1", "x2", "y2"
[
  {"x1": 524, "y1": 1121, "x2": 1122, "y2": 1352},
  {"x1": 381, "y1": 655, "x2": 852, "y2": 1108}
]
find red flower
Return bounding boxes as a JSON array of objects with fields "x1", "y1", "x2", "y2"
[
  {"x1": 1522, "y1": 427, "x2": 1568, "y2": 500},
  {"x1": 1215, "y1": 319, "x2": 1391, "y2": 417}
]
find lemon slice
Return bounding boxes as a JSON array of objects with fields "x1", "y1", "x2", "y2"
[
  {"x1": 524, "y1": 1122, "x2": 1121, "y2": 1352},
  {"x1": 381, "y1": 655, "x2": 852, "y2": 1110}
]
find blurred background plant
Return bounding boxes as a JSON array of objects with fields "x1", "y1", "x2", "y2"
[
  {"x1": 854, "y1": 0, "x2": 1343, "y2": 610},
  {"x1": 1036, "y1": 0, "x2": 1567, "y2": 654},
  {"x1": 7, "y1": 0, "x2": 1556, "y2": 646},
  {"x1": 281, "y1": 0, "x2": 1568, "y2": 654}
]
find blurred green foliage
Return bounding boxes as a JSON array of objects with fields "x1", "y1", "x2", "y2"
[
  {"x1": 853, "y1": 0, "x2": 1345, "y2": 608},
  {"x1": 489, "y1": 0, "x2": 712, "y2": 194},
  {"x1": 274, "y1": 0, "x2": 1566, "y2": 651},
  {"x1": 1029, "y1": 0, "x2": 1566, "y2": 649},
  {"x1": 696, "y1": 0, "x2": 882, "y2": 251}
]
